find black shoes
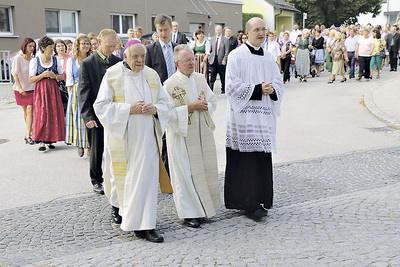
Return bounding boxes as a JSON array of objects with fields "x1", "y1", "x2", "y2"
[
  {"x1": 184, "y1": 218, "x2": 201, "y2": 228},
  {"x1": 47, "y1": 144, "x2": 55, "y2": 149},
  {"x1": 111, "y1": 206, "x2": 122, "y2": 224},
  {"x1": 93, "y1": 183, "x2": 104, "y2": 194},
  {"x1": 135, "y1": 229, "x2": 164, "y2": 243},
  {"x1": 245, "y1": 207, "x2": 269, "y2": 221}
]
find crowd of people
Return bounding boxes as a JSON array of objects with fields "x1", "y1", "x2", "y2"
[{"x1": 11, "y1": 14, "x2": 399, "y2": 243}]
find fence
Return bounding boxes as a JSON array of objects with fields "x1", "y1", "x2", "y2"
[{"x1": 0, "y1": 50, "x2": 11, "y2": 83}]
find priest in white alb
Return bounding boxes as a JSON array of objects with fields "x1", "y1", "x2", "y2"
[
  {"x1": 164, "y1": 45, "x2": 221, "y2": 228},
  {"x1": 94, "y1": 40, "x2": 171, "y2": 243},
  {"x1": 224, "y1": 18, "x2": 284, "y2": 220}
]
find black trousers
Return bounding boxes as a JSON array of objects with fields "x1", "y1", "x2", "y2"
[
  {"x1": 209, "y1": 59, "x2": 226, "y2": 92},
  {"x1": 281, "y1": 57, "x2": 291, "y2": 82},
  {"x1": 358, "y1": 56, "x2": 371, "y2": 78},
  {"x1": 87, "y1": 125, "x2": 104, "y2": 185},
  {"x1": 389, "y1": 49, "x2": 398, "y2": 70}
]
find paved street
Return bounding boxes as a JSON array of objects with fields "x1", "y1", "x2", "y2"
[{"x1": 1, "y1": 68, "x2": 400, "y2": 266}]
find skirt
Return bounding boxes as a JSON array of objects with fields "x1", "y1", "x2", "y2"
[
  {"x1": 194, "y1": 53, "x2": 208, "y2": 79},
  {"x1": 32, "y1": 79, "x2": 65, "y2": 143},
  {"x1": 65, "y1": 83, "x2": 89, "y2": 148},
  {"x1": 14, "y1": 90, "x2": 34, "y2": 106},
  {"x1": 295, "y1": 49, "x2": 310, "y2": 76},
  {"x1": 325, "y1": 51, "x2": 333, "y2": 71},
  {"x1": 314, "y1": 49, "x2": 324, "y2": 65},
  {"x1": 332, "y1": 59, "x2": 345, "y2": 75}
]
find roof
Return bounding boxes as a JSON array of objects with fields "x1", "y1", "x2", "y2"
[{"x1": 265, "y1": 0, "x2": 300, "y2": 13}]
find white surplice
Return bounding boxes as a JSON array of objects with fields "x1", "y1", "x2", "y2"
[
  {"x1": 94, "y1": 67, "x2": 170, "y2": 231},
  {"x1": 225, "y1": 43, "x2": 284, "y2": 153},
  {"x1": 165, "y1": 71, "x2": 219, "y2": 219}
]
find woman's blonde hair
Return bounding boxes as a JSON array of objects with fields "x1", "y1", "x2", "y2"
[
  {"x1": 335, "y1": 31, "x2": 342, "y2": 40},
  {"x1": 116, "y1": 37, "x2": 123, "y2": 50},
  {"x1": 73, "y1": 33, "x2": 92, "y2": 60}
]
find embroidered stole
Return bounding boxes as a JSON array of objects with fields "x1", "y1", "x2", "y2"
[
  {"x1": 164, "y1": 73, "x2": 221, "y2": 217},
  {"x1": 106, "y1": 63, "x2": 172, "y2": 207}
]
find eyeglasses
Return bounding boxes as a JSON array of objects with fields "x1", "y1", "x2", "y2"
[
  {"x1": 179, "y1": 58, "x2": 195, "y2": 63},
  {"x1": 80, "y1": 42, "x2": 91, "y2": 46},
  {"x1": 242, "y1": 37, "x2": 248, "y2": 39},
  {"x1": 251, "y1": 28, "x2": 267, "y2": 33}
]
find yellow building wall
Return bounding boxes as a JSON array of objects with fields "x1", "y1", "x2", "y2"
[
  {"x1": 241, "y1": 0, "x2": 267, "y2": 20},
  {"x1": 275, "y1": 10, "x2": 293, "y2": 31}
]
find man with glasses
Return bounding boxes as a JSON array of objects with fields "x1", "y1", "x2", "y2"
[
  {"x1": 224, "y1": 18, "x2": 284, "y2": 221},
  {"x1": 164, "y1": 45, "x2": 220, "y2": 228}
]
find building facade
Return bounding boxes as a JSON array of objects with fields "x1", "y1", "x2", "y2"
[
  {"x1": 357, "y1": 0, "x2": 400, "y2": 27},
  {"x1": 0, "y1": 0, "x2": 243, "y2": 53},
  {"x1": 241, "y1": 0, "x2": 299, "y2": 31}
]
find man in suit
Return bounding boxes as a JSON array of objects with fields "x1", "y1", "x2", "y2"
[
  {"x1": 224, "y1": 27, "x2": 238, "y2": 54},
  {"x1": 78, "y1": 29, "x2": 123, "y2": 222},
  {"x1": 208, "y1": 25, "x2": 229, "y2": 94},
  {"x1": 386, "y1": 26, "x2": 400, "y2": 71},
  {"x1": 171, "y1": 21, "x2": 187, "y2": 44},
  {"x1": 145, "y1": 14, "x2": 177, "y2": 175},
  {"x1": 135, "y1": 26, "x2": 150, "y2": 45}
]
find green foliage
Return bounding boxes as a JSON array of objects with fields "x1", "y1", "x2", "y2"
[
  {"x1": 242, "y1": 13, "x2": 263, "y2": 30},
  {"x1": 288, "y1": 0, "x2": 383, "y2": 28}
]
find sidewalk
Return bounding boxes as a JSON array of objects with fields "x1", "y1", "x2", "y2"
[{"x1": 364, "y1": 74, "x2": 400, "y2": 129}]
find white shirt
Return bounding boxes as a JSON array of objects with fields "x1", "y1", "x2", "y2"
[
  {"x1": 345, "y1": 35, "x2": 359, "y2": 52},
  {"x1": 171, "y1": 32, "x2": 178, "y2": 43},
  {"x1": 29, "y1": 56, "x2": 63, "y2": 77},
  {"x1": 290, "y1": 30, "x2": 301, "y2": 45},
  {"x1": 265, "y1": 41, "x2": 281, "y2": 61}
]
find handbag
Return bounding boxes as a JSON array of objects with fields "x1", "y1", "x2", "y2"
[{"x1": 58, "y1": 80, "x2": 69, "y2": 115}]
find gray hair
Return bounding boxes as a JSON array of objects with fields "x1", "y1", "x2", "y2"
[
  {"x1": 173, "y1": 44, "x2": 193, "y2": 62},
  {"x1": 154, "y1": 14, "x2": 172, "y2": 27}
]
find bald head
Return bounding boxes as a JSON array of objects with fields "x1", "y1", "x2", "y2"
[
  {"x1": 245, "y1": 17, "x2": 264, "y2": 31},
  {"x1": 245, "y1": 17, "x2": 266, "y2": 47}
]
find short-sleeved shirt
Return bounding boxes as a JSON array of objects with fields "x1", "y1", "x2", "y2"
[
  {"x1": 357, "y1": 37, "x2": 374, "y2": 57},
  {"x1": 12, "y1": 54, "x2": 36, "y2": 92},
  {"x1": 29, "y1": 56, "x2": 63, "y2": 77}
]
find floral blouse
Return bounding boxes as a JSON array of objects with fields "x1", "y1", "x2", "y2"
[{"x1": 331, "y1": 40, "x2": 346, "y2": 61}]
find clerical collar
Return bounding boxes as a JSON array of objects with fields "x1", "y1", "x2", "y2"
[
  {"x1": 245, "y1": 42, "x2": 264, "y2": 56},
  {"x1": 176, "y1": 70, "x2": 193, "y2": 80},
  {"x1": 123, "y1": 61, "x2": 141, "y2": 76},
  {"x1": 123, "y1": 61, "x2": 132, "y2": 71}
]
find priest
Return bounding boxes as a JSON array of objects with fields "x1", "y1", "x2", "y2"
[
  {"x1": 94, "y1": 40, "x2": 171, "y2": 242},
  {"x1": 164, "y1": 45, "x2": 221, "y2": 228},
  {"x1": 224, "y1": 17, "x2": 284, "y2": 220}
]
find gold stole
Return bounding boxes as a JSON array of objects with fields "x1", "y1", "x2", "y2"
[
  {"x1": 164, "y1": 73, "x2": 221, "y2": 217},
  {"x1": 106, "y1": 62, "x2": 172, "y2": 208}
]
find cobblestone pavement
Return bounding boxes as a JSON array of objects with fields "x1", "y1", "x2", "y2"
[{"x1": 1, "y1": 146, "x2": 400, "y2": 266}]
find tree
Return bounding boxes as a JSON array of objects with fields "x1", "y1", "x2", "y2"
[
  {"x1": 287, "y1": 0, "x2": 383, "y2": 28},
  {"x1": 242, "y1": 13, "x2": 263, "y2": 30}
]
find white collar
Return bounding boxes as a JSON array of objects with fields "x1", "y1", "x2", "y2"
[
  {"x1": 176, "y1": 70, "x2": 193, "y2": 80},
  {"x1": 159, "y1": 39, "x2": 172, "y2": 47},
  {"x1": 246, "y1": 41, "x2": 261, "y2": 50}
]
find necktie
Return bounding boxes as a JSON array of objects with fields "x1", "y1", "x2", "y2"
[
  {"x1": 164, "y1": 44, "x2": 175, "y2": 78},
  {"x1": 173, "y1": 34, "x2": 176, "y2": 43},
  {"x1": 215, "y1": 37, "x2": 219, "y2": 56}
]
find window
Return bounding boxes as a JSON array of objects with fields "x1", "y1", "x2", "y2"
[
  {"x1": 0, "y1": 6, "x2": 13, "y2": 35},
  {"x1": 110, "y1": 14, "x2": 135, "y2": 35},
  {"x1": 45, "y1": 10, "x2": 78, "y2": 35}
]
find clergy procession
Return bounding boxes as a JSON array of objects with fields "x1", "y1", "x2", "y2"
[
  {"x1": 10, "y1": 13, "x2": 284, "y2": 243},
  {"x1": 90, "y1": 15, "x2": 282, "y2": 243}
]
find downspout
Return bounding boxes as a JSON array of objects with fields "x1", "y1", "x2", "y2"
[{"x1": 275, "y1": 9, "x2": 283, "y2": 30}]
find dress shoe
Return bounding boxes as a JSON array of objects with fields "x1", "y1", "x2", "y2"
[
  {"x1": 48, "y1": 144, "x2": 55, "y2": 149},
  {"x1": 38, "y1": 144, "x2": 46, "y2": 152},
  {"x1": 93, "y1": 183, "x2": 104, "y2": 194},
  {"x1": 135, "y1": 229, "x2": 164, "y2": 243},
  {"x1": 245, "y1": 207, "x2": 268, "y2": 221},
  {"x1": 78, "y1": 148, "x2": 84, "y2": 157},
  {"x1": 111, "y1": 206, "x2": 122, "y2": 224},
  {"x1": 184, "y1": 218, "x2": 200, "y2": 228}
]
